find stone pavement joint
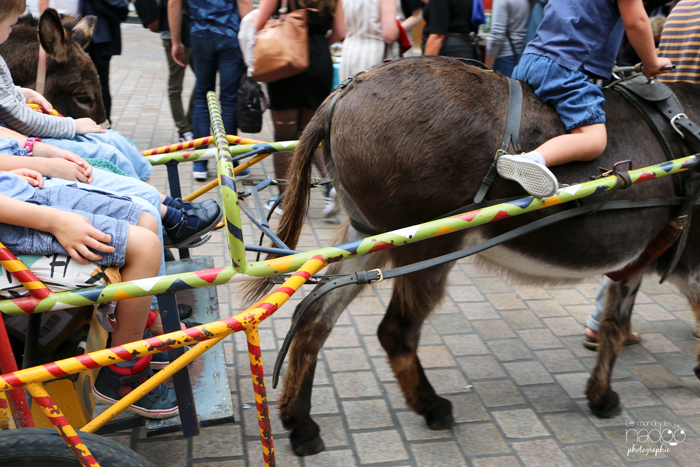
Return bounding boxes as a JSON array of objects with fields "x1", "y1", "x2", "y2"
[{"x1": 103, "y1": 22, "x2": 700, "y2": 467}]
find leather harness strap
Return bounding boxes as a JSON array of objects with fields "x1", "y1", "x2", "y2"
[{"x1": 473, "y1": 77, "x2": 523, "y2": 204}]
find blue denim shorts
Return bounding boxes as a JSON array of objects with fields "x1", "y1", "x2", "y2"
[
  {"x1": 0, "y1": 185, "x2": 142, "y2": 266},
  {"x1": 513, "y1": 53, "x2": 606, "y2": 131}
]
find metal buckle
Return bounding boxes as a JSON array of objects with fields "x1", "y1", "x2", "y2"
[
  {"x1": 368, "y1": 268, "x2": 384, "y2": 284},
  {"x1": 671, "y1": 113, "x2": 688, "y2": 139},
  {"x1": 494, "y1": 149, "x2": 508, "y2": 161}
]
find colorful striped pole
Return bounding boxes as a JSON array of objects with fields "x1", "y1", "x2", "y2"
[
  {"x1": 0, "y1": 240, "x2": 51, "y2": 300},
  {"x1": 206, "y1": 91, "x2": 249, "y2": 272},
  {"x1": 26, "y1": 383, "x2": 99, "y2": 467},
  {"x1": 0, "y1": 155, "x2": 697, "y2": 317},
  {"x1": 140, "y1": 135, "x2": 266, "y2": 156}
]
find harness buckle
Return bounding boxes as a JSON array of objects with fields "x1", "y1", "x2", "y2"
[
  {"x1": 368, "y1": 268, "x2": 384, "y2": 284},
  {"x1": 494, "y1": 149, "x2": 508, "y2": 161},
  {"x1": 671, "y1": 113, "x2": 688, "y2": 139}
]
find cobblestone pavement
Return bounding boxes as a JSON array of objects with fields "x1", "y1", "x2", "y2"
[{"x1": 103, "y1": 23, "x2": 700, "y2": 467}]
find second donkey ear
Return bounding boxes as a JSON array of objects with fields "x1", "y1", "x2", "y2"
[
  {"x1": 71, "y1": 16, "x2": 96, "y2": 49},
  {"x1": 38, "y1": 8, "x2": 70, "y2": 62}
]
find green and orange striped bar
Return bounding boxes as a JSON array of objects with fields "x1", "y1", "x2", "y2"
[
  {"x1": 0, "y1": 240, "x2": 51, "y2": 300},
  {"x1": 26, "y1": 383, "x2": 99, "y2": 467},
  {"x1": 140, "y1": 135, "x2": 265, "y2": 156},
  {"x1": 0, "y1": 155, "x2": 697, "y2": 317}
]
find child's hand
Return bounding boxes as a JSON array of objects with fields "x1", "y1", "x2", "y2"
[
  {"x1": 643, "y1": 58, "x2": 673, "y2": 78},
  {"x1": 49, "y1": 212, "x2": 114, "y2": 264},
  {"x1": 33, "y1": 143, "x2": 94, "y2": 183},
  {"x1": 75, "y1": 118, "x2": 106, "y2": 135},
  {"x1": 9, "y1": 168, "x2": 43, "y2": 188},
  {"x1": 20, "y1": 88, "x2": 53, "y2": 113}
]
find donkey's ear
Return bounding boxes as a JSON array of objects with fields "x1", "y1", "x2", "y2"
[
  {"x1": 71, "y1": 16, "x2": 96, "y2": 49},
  {"x1": 38, "y1": 8, "x2": 70, "y2": 62}
]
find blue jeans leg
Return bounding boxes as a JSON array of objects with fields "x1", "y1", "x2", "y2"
[
  {"x1": 190, "y1": 30, "x2": 243, "y2": 174},
  {"x1": 586, "y1": 278, "x2": 611, "y2": 332}
]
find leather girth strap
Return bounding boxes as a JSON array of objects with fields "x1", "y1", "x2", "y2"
[{"x1": 473, "y1": 78, "x2": 523, "y2": 204}]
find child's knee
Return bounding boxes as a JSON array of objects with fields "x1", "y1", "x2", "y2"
[
  {"x1": 126, "y1": 226, "x2": 161, "y2": 271},
  {"x1": 137, "y1": 211, "x2": 159, "y2": 235}
]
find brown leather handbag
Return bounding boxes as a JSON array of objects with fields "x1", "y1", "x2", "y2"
[{"x1": 252, "y1": 0, "x2": 309, "y2": 83}]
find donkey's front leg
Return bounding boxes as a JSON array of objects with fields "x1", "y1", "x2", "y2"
[{"x1": 585, "y1": 274, "x2": 643, "y2": 417}]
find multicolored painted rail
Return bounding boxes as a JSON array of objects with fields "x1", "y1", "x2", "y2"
[{"x1": 1, "y1": 89, "x2": 698, "y2": 467}]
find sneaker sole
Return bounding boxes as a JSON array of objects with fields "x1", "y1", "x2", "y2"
[
  {"x1": 91, "y1": 385, "x2": 179, "y2": 419},
  {"x1": 168, "y1": 209, "x2": 224, "y2": 249},
  {"x1": 497, "y1": 156, "x2": 558, "y2": 198}
]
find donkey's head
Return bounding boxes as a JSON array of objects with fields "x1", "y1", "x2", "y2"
[{"x1": 0, "y1": 9, "x2": 106, "y2": 124}]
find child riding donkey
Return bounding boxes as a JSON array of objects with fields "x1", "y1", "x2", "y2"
[{"x1": 497, "y1": 0, "x2": 672, "y2": 197}]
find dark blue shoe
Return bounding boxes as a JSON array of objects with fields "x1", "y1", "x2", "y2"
[{"x1": 91, "y1": 356, "x2": 179, "y2": 419}]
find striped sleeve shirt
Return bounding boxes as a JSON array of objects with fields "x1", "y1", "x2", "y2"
[
  {"x1": 658, "y1": 0, "x2": 700, "y2": 84},
  {"x1": 0, "y1": 55, "x2": 76, "y2": 139}
]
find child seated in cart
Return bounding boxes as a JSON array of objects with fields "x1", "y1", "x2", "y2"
[
  {"x1": 0, "y1": 165, "x2": 180, "y2": 419},
  {"x1": 496, "y1": 0, "x2": 672, "y2": 198}
]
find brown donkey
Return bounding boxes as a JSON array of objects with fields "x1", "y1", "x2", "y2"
[
  {"x1": 0, "y1": 10, "x2": 105, "y2": 123},
  {"x1": 247, "y1": 56, "x2": 700, "y2": 456}
]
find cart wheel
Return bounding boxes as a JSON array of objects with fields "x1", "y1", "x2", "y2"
[{"x1": 0, "y1": 427, "x2": 155, "y2": 467}]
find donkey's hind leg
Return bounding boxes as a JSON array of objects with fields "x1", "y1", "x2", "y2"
[
  {"x1": 279, "y1": 225, "x2": 388, "y2": 456},
  {"x1": 585, "y1": 274, "x2": 643, "y2": 418},
  {"x1": 379, "y1": 236, "x2": 465, "y2": 430}
]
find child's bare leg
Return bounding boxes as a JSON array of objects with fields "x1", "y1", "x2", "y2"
[
  {"x1": 110, "y1": 222, "x2": 161, "y2": 347},
  {"x1": 536, "y1": 123, "x2": 608, "y2": 166}
]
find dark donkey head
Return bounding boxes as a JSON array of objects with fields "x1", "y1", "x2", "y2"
[{"x1": 0, "y1": 9, "x2": 106, "y2": 124}]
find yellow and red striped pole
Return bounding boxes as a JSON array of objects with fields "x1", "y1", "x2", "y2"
[
  {"x1": 140, "y1": 135, "x2": 266, "y2": 156},
  {"x1": 26, "y1": 383, "x2": 99, "y2": 467}
]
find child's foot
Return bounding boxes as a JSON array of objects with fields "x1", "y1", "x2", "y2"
[
  {"x1": 163, "y1": 200, "x2": 223, "y2": 248},
  {"x1": 91, "y1": 356, "x2": 179, "y2": 419},
  {"x1": 497, "y1": 154, "x2": 559, "y2": 198}
]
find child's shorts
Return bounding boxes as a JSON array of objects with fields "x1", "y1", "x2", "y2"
[
  {"x1": 0, "y1": 185, "x2": 142, "y2": 267},
  {"x1": 513, "y1": 53, "x2": 606, "y2": 132}
]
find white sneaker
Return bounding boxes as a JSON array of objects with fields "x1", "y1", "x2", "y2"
[
  {"x1": 322, "y1": 187, "x2": 340, "y2": 218},
  {"x1": 496, "y1": 154, "x2": 559, "y2": 198},
  {"x1": 264, "y1": 195, "x2": 284, "y2": 215},
  {"x1": 193, "y1": 170, "x2": 208, "y2": 182},
  {"x1": 179, "y1": 131, "x2": 194, "y2": 142}
]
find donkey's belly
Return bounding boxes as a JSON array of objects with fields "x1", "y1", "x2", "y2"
[{"x1": 470, "y1": 232, "x2": 642, "y2": 282}]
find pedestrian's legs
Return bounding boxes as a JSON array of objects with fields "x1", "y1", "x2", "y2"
[
  {"x1": 163, "y1": 39, "x2": 193, "y2": 137},
  {"x1": 190, "y1": 30, "x2": 219, "y2": 179},
  {"x1": 586, "y1": 278, "x2": 610, "y2": 333},
  {"x1": 216, "y1": 36, "x2": 243, "y2": 137}
]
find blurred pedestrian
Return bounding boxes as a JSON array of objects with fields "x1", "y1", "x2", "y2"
[
  {"x1": 254, "y1": 0, "x2": 345, "y2": 216},
  {"x1": 422, "y1": 0, "x2": 481, "y2": 58},
  {"x1": 157, "y1": 0, "x2": 195, "y2": 142},
  {"x1": 81, "y1": 0, "x2": 129, "y2": 125},
  {"x1": 169, "y1": 0, "x2": 253, "y2": 182},
  {"x1": 484, "y1": 0, "x2": 531, "y2": 77},
  {"x1": 339, "y1": 0, "x2": 398, "y2": 81}
]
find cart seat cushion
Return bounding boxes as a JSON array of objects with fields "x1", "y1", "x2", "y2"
[{"x1": 0, "y1": 254, "x2": 120, "y2": 299}]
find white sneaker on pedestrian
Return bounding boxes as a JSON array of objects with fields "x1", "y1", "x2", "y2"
[
  {"x1": 193, "y1": 170, "x2": 208, "y2": 182},
  {"x1": 497, "y1": 154, "x2": 559, "y2": 198},
  {"x1": 322, "y1": 187, "x2": 340, "y2": 218},
  {"x1": 264, "y1": 195, "x2": 284, "y2": 215},
  {"x1": 179, "y1": 131, "x2": 194, "y2": 142}
]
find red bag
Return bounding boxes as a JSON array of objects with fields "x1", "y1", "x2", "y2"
[{"x1": 397, "y1": 20, "x2": 412, "y2": 55}]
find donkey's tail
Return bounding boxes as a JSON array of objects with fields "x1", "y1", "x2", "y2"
[{"x1": 242, "y1": 109, "x2": 327, "y2": 304}]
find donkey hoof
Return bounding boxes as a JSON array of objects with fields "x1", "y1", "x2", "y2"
[
  {"x1": 426, "y1": 397, "x2": 454, "y2": 430},
  {"x1": 589, "y1": 389, "x2": 621, "y2": 418},
  {"x1": 291, "y1": 434, "x2": 325, "y2": 457}
]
